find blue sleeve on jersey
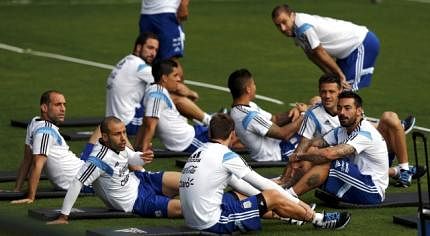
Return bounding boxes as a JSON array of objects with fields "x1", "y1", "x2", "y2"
[
  {"x1": 357, "y1": 131, "x2": 372, "y2": 141},
  {"x1": 34, "y1": 127, "x2": 62, "y2": 145},
  {"x1": 147, "y1": 91, "x2": 173, "y2": 109},
  {"x1": 242, "y1": 111, "x2": 258, "y2": 129},
  {"x1": 137, "y1": 63, "x2": 149, "y2": 72},
  {"x1": 223, "y1": 151, "x2": 239, "y2": 162},
  {"x1": 295, "y1": 23, "x2": 313, "y2": 36},
  {"x1": 305, "y1": 110, "x2": 322, "y2": 134},
  {"x1": 86, "y1": 156, "x2": 114, "y2": 176}
]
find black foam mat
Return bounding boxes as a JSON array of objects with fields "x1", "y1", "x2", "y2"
[
  {"x1": 393, "y1": 215, "x2": 417, "y2": 228},
  {"x1": 175, "y1": 159, "x2": 287, "y2": 168},
  {"x1": 86, "y1": 226, "x2": 221, "y2": 236},
  {"x1": 0, "y1": 190, "x2": 93, "y2": 201},
  {"x1": 315, "y1": 188, "x2": 429, "y2": 208},
  {"x1": 11, "y1": 117, "x2": 103, "y2": 128},
  {"x1": 29, "y1": 207, "x2": 137, "y2": 221},
  {"x1": 0, "y1": 170, "x2": 47, "y2": 183}
]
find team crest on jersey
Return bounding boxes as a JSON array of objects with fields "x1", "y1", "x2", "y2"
[{"x1": 242, "y1": 200, "x2": 252, "y2": 209}]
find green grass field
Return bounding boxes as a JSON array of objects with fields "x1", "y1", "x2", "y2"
[{"x1": 1, "y1": 0, "x2": 429, "y2": 235}]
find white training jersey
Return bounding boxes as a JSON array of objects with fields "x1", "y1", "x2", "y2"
[
  {"x1": 179, "y1": 142, "x2": 253, "y2": 230},
  {"x1": 141, "y1": 0, "x2": 181, "y2": 14},
  {"x1": 143, "y1": 84, "x2": 194, "y2": 152},
  {"x1": 298, "y1": 103, "x2": 340, "y2": 140},
  {"x1": 324, "y1": 119, "x2": 389, "y2": 199},
  {"x1": 26, "y1": 117, "x2": 84, "y2": 190},
  {"x1": 106, "y1": 54, "x2": 154, "y2": 126},
  {"x1": 230, "y1": 102, "x2": 282, "y2": 161},
  {"x1": 76, "y1": 142, "x2": 140, "y2": 212},
  {"x1": 294, "y1": 13, "x2": 368, "y2": 59}
]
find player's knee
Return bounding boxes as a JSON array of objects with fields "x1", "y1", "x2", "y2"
[
  {"x1": 380, "y1": 111, "x2": 401, "y2": 128},
  {"x1": 261, "y1": 189, "x2": 283, "y2": 208}
]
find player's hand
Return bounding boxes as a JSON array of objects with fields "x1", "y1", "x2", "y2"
[
  {"x1": 289, "y1": 153, "x2": 300, "y2": 162},
  {"x1": 46, "y1": 215, "x2": 69, "y2": 225},
  {"x1": 288, "y1": 107, "x2": 300, "y2": 122},
  {"x1": 141, "y1": 150, "x2": 154, "y2": 164},
  {"x1": 10, "y1": 198, "x2": 34, "y2": 204},
  {"x1": 339, "y1": 74, "x2": 352, "y2": 91}
]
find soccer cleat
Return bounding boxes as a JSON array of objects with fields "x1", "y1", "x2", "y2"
[
  {"x1": 401, "y1": 115, "x2": 416, "y2": 135},
  {"x1": 314, "y1": 211, "x2": 351, "y2": 230},
  {"x1": 411, "y1": 165, "x2": 427, "y2": 179},
  {"x1": 280, "y1": 203, "x2": 316, "y2": 226},
  {"x1": 395, "y1": 169, "x2": 412, "y2": 187}
]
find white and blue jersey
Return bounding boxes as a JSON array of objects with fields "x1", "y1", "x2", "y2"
[
  {"x1": 105, "y1": 54, "x2": 154, "y2": 135},
  {"x1": 26, "y1": 117, "x2": 84, "y2": 190},
  {"x1": 293, "y1": 13, "x2": 379, "y2": 90},
  {"x1": 230, "y1": 102, "x2": 297, "y2": 161},
  {"x1": 143, "y1": 84, "x2": 207, "y2": 152},
  {"x1": 298, "y1": 103, "x2": 340, "y2": 140},
  {"x1": 322, "y1": 119, "x2": 389, "y2": 204},
  {"x1": 180, "y1": 142, "x2": 261, "y2": 233}
]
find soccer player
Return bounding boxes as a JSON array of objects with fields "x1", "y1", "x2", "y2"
[
  {"x1": 179, "y1": 113, "x2": 351, "y2": 234},
  {"x1": 105, "y1": 32, "x2": 211, "y2": 136},
  {"x1": 47, "y1": 116, "x2": 181, "y2": 225},
  {"x1": 228, "y1": 68, "x2": 305, "y2": 161},
  {"x1": 286, "y1": 91, "x2": 389, "y2": 204},
  {"x1": 11, "y1": 90, "x2": 87, "y2": 204},
  {"x1": 279, "y1": 74, "x2": 420, "y2": 189},
  {"x1": 139, "y1": 0, "x2": 200, "y2": 102},
  {"x1": 135, "y1": 59, "x2": 210, "y2": 154},
  {"x1": 272, "y1": 4, "x2": 380, "y2": 91}
]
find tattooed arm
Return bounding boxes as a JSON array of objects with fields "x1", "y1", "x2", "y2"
[{"x1": 297, "y1": 144, "x2": 356, "y2": 165}]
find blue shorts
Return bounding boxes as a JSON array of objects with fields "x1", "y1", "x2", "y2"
[
  {"x1": 280, "y1": 133, "x2": 301, "y2": 161},
  {"x1": 322, "y1": 158, "x2": 382, "y2": 204},
  {"x1": 139, "y1": 13, "x2": 184, "y2": 60},
  {"x1": 132, "y1": 171, "x2": 171, "y2": 217},
  {"x1": 126, "y1": 103, "x2": 145, "y2": 135},
  {"x1": 337, "y1": 31, "x2": 380, "y2": 91},
  {"x1": 204, "y1": 192, "x2": 262, "y2": 234},
  {"x1": 183, "y1": 125, "x2": 209, "y2": 153}
]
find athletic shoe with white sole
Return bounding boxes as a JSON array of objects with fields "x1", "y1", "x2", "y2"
[
  {"x1": 313, "y1": 211, "x2": 351, "y2": 230},
  {"x1": 401, "y1": 115, "x2": 416, "y2": 134},
  {"x1": 395, "y1": 168, "x2": 412, "y2": 187}
]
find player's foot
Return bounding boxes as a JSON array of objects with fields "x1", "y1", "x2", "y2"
[
  {"x1": 395, "y1": 168, "x2": 412, "y2": 187},
  {"x1": 411, "y1": 165, "x2": 427, "y2": 179},
  {"x1": 401, "y1": 115, "x2": 416, "y2": 134},
  {"x1": 313, "y1": 211, "x2": 351, "y2": 230}
]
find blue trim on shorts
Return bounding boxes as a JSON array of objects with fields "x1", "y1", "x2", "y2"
[
  {"x1": 126, "y1": 101, "x2": 145, "y2": 135},
  {"x1": 139, "y1": 13, "x2": 184, "y2": 60},
  {"x1": 183, "y1": 125, "x2": 209, "y2": 153},
  {"x1": 132, "y1": 171, "x2": 171, "y2": 217},
  {"x1": 279, "y1": 133, "x2": 301, "y2": 161},
  {"x1": 337, "y1": 31, "x2": 380, "y2": 90},
  {"x1": 203, "y1": 192, "x2": 262, "y2": 234},
  {"x1": 322, "y1": 158, "x2": 382, "y2": 204}
]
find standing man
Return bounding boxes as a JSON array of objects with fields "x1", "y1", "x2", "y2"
[
  {"x1": 228, "y1": 68, "x2": 305, "y2": 162},
  {"x1": 179, "y1": 113, "x2": 351, "y2": 234},
  {"x1": 47, "y1": 116, "x2": 182, "y2": 225},
  {"x1": 286, "y1": 91, "x2": 389, "y2": 205},
  {"x1": 139, "y1": 0, "x2": 198, "y2": 101},
  {"x1": 12, "y1": 90, "x2": 86, "y2": 203},
  {"x1": 272, "y1": 4, "x2": 380, "y2": 91}
]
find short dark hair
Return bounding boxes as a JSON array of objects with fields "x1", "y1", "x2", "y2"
[
  {"x1": 100, "y1": 116, "x2": 123, "y2": 135},
  {"x1": 152, "y1": 59, "x2": 178, "y2": 83},
  {"x1": 272, "y1": 4, "x2": 293, "y2": 19},
  {"x1": 134, "y1": 32, "x2": 158, "y2": 49},
  {"x1": 227, "y1": 68, "x2": 253, "y2": 99},
  {"x1": 209, "y1": 113, "x2": 235, "y2": 140},
  {"x1": 338, "y1": 91, "x2": 363, "y2": 108},
  {"x1": 319, "y1": 74, "x2": 341, "y2": 89},
  {"x1": 40, "y1": 90, "x2": 62, "y2": 105}
]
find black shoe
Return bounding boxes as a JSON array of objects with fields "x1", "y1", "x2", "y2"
[{"x1": 314, "y1": 211, "x2": 351, "y2": 229}]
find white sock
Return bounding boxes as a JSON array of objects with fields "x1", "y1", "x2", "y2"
[
  {"x1": 286, "y1": 187, "x2": 298, "y2": 198},
  {"x1": 312, "y1": 212, "x2": 324, "y2": 225},
  {"x1": 202, "y1": 113, "x2": 211, "y2": 126},
  {"x1": 399, "y1": 163, "x2": 409, "y2": 171}
]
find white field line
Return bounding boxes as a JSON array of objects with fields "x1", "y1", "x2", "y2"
[{"x1": 0, "y1": 42, "x2": 284, "y2": 105}]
